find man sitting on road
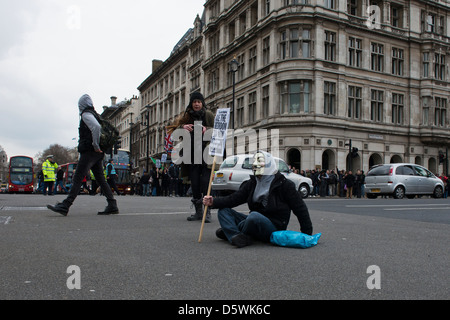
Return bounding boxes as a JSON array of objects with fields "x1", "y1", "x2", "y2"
[{"x1": 203, "y1": 151, "x2": 313, "y2": 248}]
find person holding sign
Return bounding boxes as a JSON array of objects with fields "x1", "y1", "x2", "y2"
[
  {"x1": 203, "y1": 151, "x2": 313, "y2": 248},
  {"x1": 166, "y1": 92, "x2": 215, "y2": 222}
]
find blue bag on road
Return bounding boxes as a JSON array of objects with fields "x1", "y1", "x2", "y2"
[{"x1": 270, "y1": 231, "x2": 321, "y2": 249}]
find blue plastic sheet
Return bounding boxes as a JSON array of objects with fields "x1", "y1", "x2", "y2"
[{"x1": 270, "y1": 231, "x2": 322, "y2": 249}]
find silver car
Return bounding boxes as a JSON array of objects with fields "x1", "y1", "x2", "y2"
[
  {"x1": 211, "y1": 154, "x2": 313, "y2": 198},
  {"x1": 365, "y1": 163, "x2": 444, "y2": 199}
]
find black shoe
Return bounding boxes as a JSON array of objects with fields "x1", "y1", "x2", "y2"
[
  {"x1": 98, "y1": 200, "x2": 119, "y2": 215},
  {"x1": 215, "y1": 228, "x2": 227, "y2": 241},
  {"x1": 187, "y1": 198, "x2": 202, "y2": 221},
  {"x1": 231, "y1": 233, "x2": 252, "y2": 248},
  {"x1": 204, "y1": 207, "x2": 211, "y2": 223},
  {"x1": 187, "y1": 214, "x2": 202, "y2": 221},
  {"x1": 47, "y1": 203, "x2": 69, "y2": 216}
]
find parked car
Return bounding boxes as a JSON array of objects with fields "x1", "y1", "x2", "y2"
[
  {"x1": 365, "y1": 163, "x2": 444, "y2": 199},
  {"x1": 212, "y1": 154, "x2": 313, "y2": 198}
]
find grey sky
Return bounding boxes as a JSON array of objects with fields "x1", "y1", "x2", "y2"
[{"x1": 0, "y1": 0, "x2": 205, "y2": 158}]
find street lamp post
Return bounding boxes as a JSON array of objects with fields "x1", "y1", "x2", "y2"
[
  {"x1": 229, "y1": 57, "x2": 239, "y2": 130},
  {"x1": 145, "y1": 105, "x2": 151, "y2": 172}
]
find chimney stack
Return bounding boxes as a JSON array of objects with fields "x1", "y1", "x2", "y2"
[
  {"x1": 152, "y1": 60, "x2": 163, "y2": 73},
  {"x1": 111, "y1": 96, "x2": 117, "y2": 106}
]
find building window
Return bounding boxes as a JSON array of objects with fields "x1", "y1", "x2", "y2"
[
  {"x1": 210, "y1": 0, "x2": 220, "y2": 19},
  {"x1": 239, "y1": 12, "x2": 247, "y2": 35},
  {"x1": 248, "y1": 92, "x2": 257, "y2": 123},
  {"x1": 422, "y1": 96, "x2": 431, "y2": 126},
  {"x1": 348, "y1": 37, "x2": 362, "y2": 68},
  {"x1": 434, "y1": 53, "x2": 446, "y2": 81},
  {"x1": 190, "y1": 69, "x2": 201, "y2": 91},
  {"x1": 237, "y1": 97, "x2": 244, "y2": 127},
  {"x1": 425, "y1": 12, "x2": 436, "y2": 33},
  {"x1": 324, "y1": 31, "x2": 336, "y2": 62},
  {"x1": 280, "y1": 80, "x2": 311, "y2": 114},
  {"x1": 237, "y1": 53, "x2": 245, "y2": 81},
  {"x1": 264, "y1": 0, "x2": 271, "y2": 16},
  {"x1": 392, "y1": 93, "x2": 404, "y2": 125},
  {"x1": 208, "y1": 69, "x2": 219, "y2": 95},
  {"x1": 302, "y1": 29, "x2": 311, "y2": 58},
  {"x1": 262, "y1": 85, "x2": 270, "y2": 118},
  {"x1": 284, "y1": 0, "x2": 309, "y2": 6},
  {"x1": 392, "y1": 48, "x2": 404, "y2": 76},
  {"x1": 391, "y1": 4, "x2": 403, "y2": 28},
  {"x1": 435, "y1": 97, "x2": 447, "y2": 127},
  {"x1": 371, "y1": 89, "x2": 384, "y2": 122},
  {"x1": 348, "y1": 86, "x2": 362, "y2": 119},
  {"x1": 228, "y1": 22, "x2": 235, "y2": 43},
  {"x1": 423, "y1": 52, "x2": 430, "y2": 78},
  {"x1": 324, "y1": 0, "x2": 336, "y2": 9},
  {"x1": 209, "y1": 31, "x2": 220, "y2": 56},
  {"x1": 263, "y1": 36, "x2": 270, "y2": 66},
  {"x1": 290, "y1": 29, "x2": 299, "y2": 58},
  {"x1": 280, "y1": 26, "x2": 312, "y2": 59},
  {"x1": 371, "y1": 42, "x2": 384, "y2": 72},
  {"x1": 324, "y1": 82, "x2": 336, "y2": 115},
  {"x1": 249, "y1": 46, "x2": 257, "y2": 75},
  {"x1": 347, "y1": 0, "x2": 361, "y2": 16}
]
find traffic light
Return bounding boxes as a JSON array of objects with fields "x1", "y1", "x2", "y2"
[
  {"x1": 114, "y1": 137, "x2": 122, "y2": 155},
  {"x1": 351, "y1": 147, "x2": 359, "y2": 158},
  {"x1": 439, "y1": 151, "x2": 445, "y2": 164}
]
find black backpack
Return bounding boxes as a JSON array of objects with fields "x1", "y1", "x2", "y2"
[
  {"x1": 82, "y1": 109, "x2": 119, "y2": 153},
  {"x1": 99, "y1": 118, "x2": 120, "y2": 152}
]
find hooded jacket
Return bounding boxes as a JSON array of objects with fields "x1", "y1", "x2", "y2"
[
  {"x1": 78, "y1": 94, "x2": 102, "y2": 153},
  {"x1": 212, "y1": 172, "x2": 313, "y2": 235}
]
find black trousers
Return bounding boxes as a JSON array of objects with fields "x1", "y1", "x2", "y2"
[
  {"x1": 64, "y1": 151, "x2": 114, "y2": 206},
  {"x1": 189, "y1": 164, "x2": 211, "y2": 200}
]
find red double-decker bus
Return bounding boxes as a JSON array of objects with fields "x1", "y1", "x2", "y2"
[{"x1": 8, "y1": 156, "x2": 34, "y2": 193}]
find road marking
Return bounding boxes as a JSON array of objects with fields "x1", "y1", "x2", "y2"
[
  {"x1": 346, "y1": 204, "x2": 449, "y2": 208},
  {"x1": 384, "y1": 207, "x2": 450, "y2": 211},
  {"x1": 119, "y1": 211, "x2": 190, "y2": 216},
  {"x1": 0, "y1": 216, "x2": 12, "y2": 225},
  {"x1": 1, "y1": 207, "x2": 48, "y2": 211},
  {"x1": 346, "y1": 204, "x2": 450, "y2": 211}
]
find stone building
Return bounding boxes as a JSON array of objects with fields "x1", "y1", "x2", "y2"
[
  {"x1": 138, "y1": 0, "x2": 450, "y2": 174},
  {"x1": 101, "y1": 95, "x2": 140, "y2": 165}
]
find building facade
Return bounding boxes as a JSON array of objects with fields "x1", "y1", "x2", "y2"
[{"x1": 138, "y1": 0, "x2": 450, "y2": 175}]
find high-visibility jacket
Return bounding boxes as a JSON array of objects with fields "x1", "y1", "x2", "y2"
[
  {"x1": 42, "y1": 160, "x2": 58, "y2": 182},
  {"x1": 106, "y1": 163, "x2": 116, "y2": 177}
]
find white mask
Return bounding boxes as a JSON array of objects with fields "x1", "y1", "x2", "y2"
[{"x1": 252, "y1": 152, "x2": 266, "y2": 176}]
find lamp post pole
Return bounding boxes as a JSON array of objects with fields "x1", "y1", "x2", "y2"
[
  {"x1": 145, "y1": 105, "x2": 151, "y2": 172},
  {"x1": 229, "y1": 57, "x2": 239, "y2": 130}
]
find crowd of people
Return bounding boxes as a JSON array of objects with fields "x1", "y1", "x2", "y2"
[
  {"x1": 295, "y1": 168, "x2": 366, "y2": 199},
  {"x1": 135, "y1": 163, "x2": 190, "y2": 198}
]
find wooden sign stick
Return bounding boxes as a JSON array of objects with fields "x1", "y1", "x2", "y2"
[{"x1": 198, "y1": 155, "x2": 217, "y2": 243}]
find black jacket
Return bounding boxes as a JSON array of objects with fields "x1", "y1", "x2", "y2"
[
  {"x1": 212, "y1": 172, "x2": 313, "y2": 235},
  {"x1": 78, "y1": 108, "x2": 101, "y2": 153}
]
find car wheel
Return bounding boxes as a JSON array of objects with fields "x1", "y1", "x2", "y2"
[
  {"x1": 433, "y1": 186, "x2": 443, "y2": 199},
  {"x1": 298, "y1": 184, "x2": 309, "y2": 199},
  {"x1": 393, "y1": 186, "x2": 405, "y2": 199}
]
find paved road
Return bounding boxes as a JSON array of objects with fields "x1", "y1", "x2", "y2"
[{"x1": 0, "y1": 194, "x2": 448, "y2": 301}]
